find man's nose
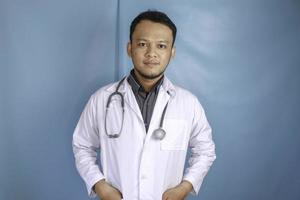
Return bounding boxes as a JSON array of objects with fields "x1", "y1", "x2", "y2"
[{"x1": 145, "y1": 46, "x2": 157, "y2": 58}]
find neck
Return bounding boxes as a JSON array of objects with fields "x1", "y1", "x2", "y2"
[{"x1": 133, "y1": 70, "x2": 163, "y2": 92}]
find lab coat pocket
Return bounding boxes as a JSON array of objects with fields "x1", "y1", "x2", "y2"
[{"x1": 161, "y1": 119, "x2": 188, "y2": 150}]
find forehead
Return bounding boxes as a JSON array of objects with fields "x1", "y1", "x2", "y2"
[{"x1": 132, "y1": 20, "x2": 173, "y2": 42}]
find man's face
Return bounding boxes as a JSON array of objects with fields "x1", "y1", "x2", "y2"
[{"x1": 127, "y1": 20, "x2": 175, "y2": 81}]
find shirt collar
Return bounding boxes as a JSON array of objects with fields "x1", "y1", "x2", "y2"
[
  {"x1": 127, "y1": 69, "x2": 164, "y2": 94},
  {"x1": 105, "y1": 73, "x2": 176, "y2": 98}
]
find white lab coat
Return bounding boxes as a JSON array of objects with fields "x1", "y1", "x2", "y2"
[{"x1": 72, "y1": 76, "x2": 216, "y2": 200}]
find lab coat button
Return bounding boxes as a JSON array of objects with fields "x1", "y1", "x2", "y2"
[{"x1": 141, "y1": 175, "x2": 147, "y2": 179}]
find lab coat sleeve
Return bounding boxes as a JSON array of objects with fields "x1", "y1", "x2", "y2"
[
  {"x1": 182, "y1": 97, "x2": 216, "y2": 195},
  {"x1": 72, "y1": 94, "x2": 105, "y2": 198}
]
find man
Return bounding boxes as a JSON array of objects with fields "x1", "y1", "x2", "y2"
[{"x1": 73, "y1": 10, "x2": 216, "y2": 200}]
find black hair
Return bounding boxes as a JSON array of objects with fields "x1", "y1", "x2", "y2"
[{"x1": 130, "y1": 10, "x2": 177, "y2": 45}]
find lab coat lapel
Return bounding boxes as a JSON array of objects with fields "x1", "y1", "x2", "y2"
[
  {"x1": 115, "y1": 76, "x2": 176, "y2": 138},
  {"x1": 121, "y1": 79, "x2": 144, "y2": 124}
]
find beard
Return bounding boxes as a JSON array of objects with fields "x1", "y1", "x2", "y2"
[
  {"x1": 135, "y1": 67, "x2": 166, "y2": 80},
  {"x1": 135, "y1": 67, "x2": 167, "y2": 80}
]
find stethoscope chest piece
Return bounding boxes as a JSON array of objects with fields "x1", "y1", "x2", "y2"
[
  {"x1": 152, "y1": 101, "x2": 169, "y2": 140},
  {"x1": 152, "y1": 128, "x2": 166, "y2": 140}
]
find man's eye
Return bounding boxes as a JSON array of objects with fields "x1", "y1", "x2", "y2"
[
  {"x1": 158, "y1": 44, "x2": 167, "y2": 49},
  {"x1": 138, "y1": 43, "x2": 146, "y2": 47}
]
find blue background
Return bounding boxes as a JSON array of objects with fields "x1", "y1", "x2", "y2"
[{"x1": 1, "y1": 0, "x2": 299, "y2": 199}]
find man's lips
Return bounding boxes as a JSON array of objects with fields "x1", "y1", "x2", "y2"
[{"x1": 143, "y1": 61, "x2": 160, "y2": 65}]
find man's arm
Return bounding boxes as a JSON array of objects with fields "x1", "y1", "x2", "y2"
[
  {"x1": 72, "y1": 95, "x2": 105, "y2": 197},
  {"x1": 162, "y1": 97, "x2": 216, "y2": 200},
  {"x1": 182, "y1": 97, "x2": 216, "y2": 195}
]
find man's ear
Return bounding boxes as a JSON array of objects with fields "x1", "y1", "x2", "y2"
[
  {"x1": 171, "y1": 46, "x2": 176, "y2": 58},
  {"x1": 127, "y1": 42, "x2": 132, "y2": 57}
]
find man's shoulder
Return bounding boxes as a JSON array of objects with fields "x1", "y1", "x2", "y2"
[
  {"x1": 174, "y1": 85, "x2": 195, "y2": 96},
  {"x1": 169, "y1": 81, "x2": 198, "y2": 101},
  {"x1": 90, "y1": 81, "x2": 119, "y2": 99},
  {"x1": 170, "y1": 82, "x2": 206, "y2": 113}
]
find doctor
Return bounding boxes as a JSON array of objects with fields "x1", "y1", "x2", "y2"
[{"x1": 73, "y1": 10, "x2": 216, "y2": 200}]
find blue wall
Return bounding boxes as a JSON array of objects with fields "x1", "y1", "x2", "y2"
[{"x1": 0, "y1": 0, "x2": 299, "y2": 199}]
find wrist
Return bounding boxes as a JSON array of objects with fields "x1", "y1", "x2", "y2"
[
  {"x1": 93, "y1": 179, "x2": 107, "y2": 197},
  {"x1": 179, "y1": 180, "x2": 193, "y2": 195}
]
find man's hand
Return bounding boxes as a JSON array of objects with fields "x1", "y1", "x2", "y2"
[
  {"x1": 162, "y1": 181, "x2": 193, "y2": 200},
  {"x1": 94, "y1": 179, "x2": 122, "y2": 200}
]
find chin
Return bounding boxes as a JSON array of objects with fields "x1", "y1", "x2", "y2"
[
  {"x1": 141, "y1": 71, "x2": 164, "y2": 80},
  {"x1": 135, "y1": 66, "x2": 165, "y2": 80}
]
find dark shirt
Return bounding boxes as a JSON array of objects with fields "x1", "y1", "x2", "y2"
[{"x1": 127, "y1": 70, "x2": 164, "y2": 133}]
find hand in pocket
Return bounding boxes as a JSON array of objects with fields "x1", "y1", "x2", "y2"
[{"x1": 94, "y1": 180, "x2": 122, "y2": 200}]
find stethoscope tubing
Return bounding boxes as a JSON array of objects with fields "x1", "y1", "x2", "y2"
[
  {"x1": 105, "y1": 77, "x2": 126, "y2": 138},
  {"x1": 105, "y1": 77, "x2": 169, "y2": 140}
]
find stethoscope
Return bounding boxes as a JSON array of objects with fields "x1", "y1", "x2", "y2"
[{"x1": 105, "y1": 77, "x2": 169, "y2": 140}]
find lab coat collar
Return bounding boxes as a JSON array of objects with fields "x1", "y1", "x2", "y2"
[
  {"x1": 160, "y1": 76, "x2": 176, "y2": 98},
  {"x1": 104, "y1": 75, "x2": 176, "y2": 131},
  {"x1": 105, "y1": 75, "x2": 177, "y2": 98}
]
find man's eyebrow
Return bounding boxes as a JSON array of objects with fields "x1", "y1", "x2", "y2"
[
  {"x1": 136, "y1": 38, "x2": 148, "y2": 41},
  {"x1": 136, "y1": 38, "x2": 170, "y2": 43},
  {"x1": 158, "y1": 40, "x2": 170, "y2": 43}
]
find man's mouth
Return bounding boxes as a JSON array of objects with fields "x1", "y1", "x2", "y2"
[{"x1": 144, "y1": 60, "x2": 160, "y2": 65}]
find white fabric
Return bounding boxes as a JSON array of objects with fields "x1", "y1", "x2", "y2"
[{"x1": 72, "y1": 76, "x2": 216, "y2": 199}]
